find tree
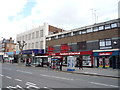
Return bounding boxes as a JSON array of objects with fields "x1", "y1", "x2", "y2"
[{"x1": 17, "y1": 41, "x2": 27, "y2": 64}]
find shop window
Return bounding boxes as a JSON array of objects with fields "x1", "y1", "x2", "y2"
[
  {"x1": 99, "y1": 39, "x2": 112, "y2": 49},
  {"x1": 111, "y1": 23, "x2": 117, "y2": 28},
  {"x1": 82, "y1": 56, "x2": 91, "y2": 66}
]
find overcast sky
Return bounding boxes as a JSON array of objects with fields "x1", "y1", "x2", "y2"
[{"x1": 0, "y1": 0, "x2": 119, "y2": 41}]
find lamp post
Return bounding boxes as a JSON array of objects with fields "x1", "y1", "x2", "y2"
[{"x1": 17, "y1": 41, "x2": 27, "y2": 64}]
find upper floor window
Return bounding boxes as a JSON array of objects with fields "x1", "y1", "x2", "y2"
[
  {"x1": 22, "y1": 36, "x2": 24, "y2": 41},
  {"x1": 40, "y1": 41, "x2": 43, "y2": 49},
  {"x1": 99, "y1": 38, "x2": 112, "y2": 49},
  {"x1": 25, "y1": 35, "x2": 27, "y2": 40},
  {"x1": 111, "y1": 23, "x2": 117, "y2": 28},
  {"x1": 35, "y1": 42, "x2": 39, "y2": 48},
  {"x1": 32, "y1": 43, "x2": 34, "y2": 48},
  {"x1": 58, "y1": 35, "x2": 62, "y2": 39},
  {"x1": 36, "y1": 31, "x2": 39, "y2": 38},
  {"x1": 99, "y1": 26, "x2": 104, "y2": 30},
  {"x1": 93, "y1": 27, "x2": 98, "y2": 32},
  {"x1": 51, "y1": 36, "x2": 56, "y2": 40},
  {"x1": 32, "y1": 32, "x2": 35, "y2": 39},
  {"x1": 87, "y1": 28, "x2": 92, "y2": 33},
  {"x1": 73, "y1": 31, "x2": 79, "y2": 35},
  {"x1": 40, "y1": 30, "x2": 43, "y2": 37},
  {"x1": 29, "y1": 33, "x2": 31, "y2": 40},
  {"x1": 64, "y1": 33, "x2": 71, "y2": 37},
  {"x1": 81, "y1": 30, "x2": 86, "y2": 34},
  {"x1": 105, "y1": 24, "x2": 111, "y2": 29}
]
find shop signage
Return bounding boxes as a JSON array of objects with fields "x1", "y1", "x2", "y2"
[
  {"x1": 47, "y1": 51, "x2": 92, "y2": 56},
  {"x1": 99, "y1": 52, "x2": 112, "y2": 56},
  {"x1": 48, "y1": 46, "x2": 54, "y2": 53},
  {"x1": 60, "y1": 52, "x2": 81, "y2": 56},
  {"x1": 22, "y1": 49, "x2": 44, "y2": 54}
]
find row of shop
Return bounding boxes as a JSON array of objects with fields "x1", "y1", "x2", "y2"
[{"x1": 3, "y1": 49, "x2": 120, "y2": 69}]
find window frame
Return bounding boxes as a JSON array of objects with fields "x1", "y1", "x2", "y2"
[
  {"x1": 99, "y1": 38, "x2": 112, "y2": 49},
  {"x1": 111, "y1": 23, "x2": 118, "y2": 28},
  {"x1": 105, "y1": 24, "x2": 111, "y2": 30}
]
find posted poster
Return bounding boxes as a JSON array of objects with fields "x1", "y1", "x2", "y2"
[
  {"x1": 105, "y1": 58, "x2": 109, "y2": 68},
  {"x1": 99, "y1": 58, "x2": 103, "y2": 67}
]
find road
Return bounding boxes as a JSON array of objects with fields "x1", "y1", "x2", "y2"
[{"x1": 0, "y1": 63, "x2": 119, "y2": 89}]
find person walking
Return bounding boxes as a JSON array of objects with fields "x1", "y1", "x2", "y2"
[
  {"x1": 47, "y1": 62, "x2": 50, "y2": 70},
  {"x1": 78, "y1": 56, "x2": 83, "y2": 70}
]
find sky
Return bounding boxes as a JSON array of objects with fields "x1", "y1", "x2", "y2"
[{"x1": 0, "y1": 0, "x2": 119, "y2": 41}]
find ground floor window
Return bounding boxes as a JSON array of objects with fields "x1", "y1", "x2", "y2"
[{"x1": 94, "y1": 55, "x2": 119, "y2": 69}]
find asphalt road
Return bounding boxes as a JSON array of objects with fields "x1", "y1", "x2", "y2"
[{"x1": 0, "y1": 63, "x2": 119, "y2": 89}]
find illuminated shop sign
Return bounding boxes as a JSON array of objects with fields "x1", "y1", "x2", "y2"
[
  {"x1": 99, "y1": 52, "x2": 112, "y2": 56},
  {"x1": 47, "y1": 51, "x2": 92, "y2": 56}
]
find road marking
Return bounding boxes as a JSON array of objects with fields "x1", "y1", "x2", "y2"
[
  {"x1": 6, "y1": 85, "x2": 23, "y2": 89},
  {"x1": 40, "y1": 74, "x2": 74, "y2": 80},
  {"x1": 82, "y1": 72, "x2": 97, "y2": 74},
  {"x1": 26, "y1": 82, "x2": 36, "y2": 85},
  {"x1": 14, "y1": 79, "x2": 22, "y2": 82},
  {"x1": 6, "y1": 76, "x2": 12, "y2": 79},
  {"x1": 0, "y1": 74, "x2": 4, "y2": 77},
  {"x1": 26, "y1": 82, "x2": 40, "y2": 89},
  {"x1": 90, "y1": 82, "x2": 118, "y2": 88},
  {"x1": 16, "y1": 70, "x2": 32, "y2": 74}
]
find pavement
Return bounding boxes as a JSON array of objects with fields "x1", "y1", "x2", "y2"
[
  {"x1": 61, "y1": 66, "x2": 119, "y2": 78},
  {"x1": 3, "y1": 62, "x2": 120, "y2": 78}
]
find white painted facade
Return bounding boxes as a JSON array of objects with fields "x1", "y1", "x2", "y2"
[
  {"x1": 118, "y1": 1, "x2": 120, "y2": 18},
  {"x1": 16, "y1": 23, "x2": 48, "y2": 51}
]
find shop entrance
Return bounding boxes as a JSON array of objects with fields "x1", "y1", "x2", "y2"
[
  {"x1": 98, "y1": 56, "x2": 110, "y2": 68},
  {"x1": 51, "y1": 56, "x2": 63, "y2": 71}
]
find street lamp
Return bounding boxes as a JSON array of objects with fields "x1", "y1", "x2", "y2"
[{"x1": 17, "y1": 41, "x2": 27, "y2": 64}]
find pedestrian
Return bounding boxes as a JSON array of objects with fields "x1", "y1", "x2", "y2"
[
  {"x1": 47, "y1": 62, "x2": 50, "y2": 70},
  {"x1": 78, "y1": 56, "x2": 83, "y2": 70},
  {"x1": 26, "y1": 58, "x2": 29, "y2": 66},
  {"x1": 28, "y1": 58, "x2": 31, "y2": 66}
]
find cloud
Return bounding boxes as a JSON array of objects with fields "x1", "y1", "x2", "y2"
[{"x1": 0, "y1": 0, "x2": 119, "y2": 40}]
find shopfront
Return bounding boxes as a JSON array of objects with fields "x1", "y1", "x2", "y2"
[
  {"x1": 47, "y1": 51, "x2": 93, "y2": 67},
  {"x1": 93, "y1": 49, "x2": 120, "y2": 69},
  {"x1": 22, "y1": 49, "x2": 45, "y2": 66}
]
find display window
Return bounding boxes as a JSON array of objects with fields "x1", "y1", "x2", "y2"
[{"x1": 82, "y1": 55, "x2": 92, "y2": 66}]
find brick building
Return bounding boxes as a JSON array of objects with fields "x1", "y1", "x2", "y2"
[
  {"x1": 0, "y1": 37, "x2": 15, "y2": 53},
  {"x1": 46, "y1": 19, "x2": 120, "y2": 69}
]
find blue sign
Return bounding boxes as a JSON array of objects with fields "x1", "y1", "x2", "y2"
[{"x1": 22, "y1": 49, "x2": 44, "y2": 55}]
